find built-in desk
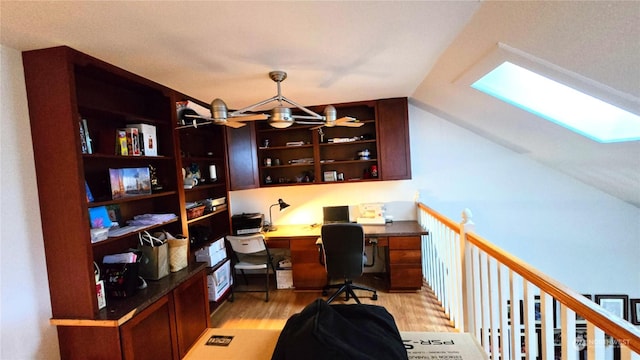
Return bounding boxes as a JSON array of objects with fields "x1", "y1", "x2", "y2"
[{"x1": 264, "y1": 221, "x2": 428, "y2": 291}]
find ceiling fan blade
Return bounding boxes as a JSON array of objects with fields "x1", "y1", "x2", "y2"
[
  {"x1": 335, "y1": 116, "x2": 364, "y2": 127},
  {"x1": 223, "y1": 120, "x2": 247, "y2": 128},
  {"x1": 338, "y1": 122, "x2": 364, "y2": 128},
  {"x1": 231, "y1": 113, "x2": 269, "y2": 121},
  {"x1": 183, "y1": 114, "x2": 246, "y2": 128}
]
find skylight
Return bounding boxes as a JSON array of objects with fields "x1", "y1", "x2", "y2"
[{"x1": 471, "y1": 61, "x2": 640, "y2": 143}]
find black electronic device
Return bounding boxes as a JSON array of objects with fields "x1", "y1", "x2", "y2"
[
  {"x1": 323, "y1": 205, "x2": 350, "y2": 224},
  {"x1": 189, "y1": 225, "x2": 212, "y2": 247},
  {"x1": 231, "y1": 213, "x2": 265, "y2": 235}
]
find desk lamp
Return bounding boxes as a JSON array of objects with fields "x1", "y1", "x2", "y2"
[{"x1": 268, "y1": 198, "x2": 290, "y2": 231}]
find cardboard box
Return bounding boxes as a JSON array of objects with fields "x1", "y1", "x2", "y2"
[
  {"x1": 196, "y1": 237, "x2": 226, "y2": 267},
  {"x1": 207, "y1": 259, "x2": 232, "y2": 301},
  {"x1": 127, "y1": 123, "x2": 157, "y2": 156},
  {"x1": 276, "y1": 269, "x2": 293, "y2": 289}
]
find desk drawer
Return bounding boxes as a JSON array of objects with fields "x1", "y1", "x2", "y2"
[
  {"x1": 389, "y1": 236, "x2": 421, "y2": 250},
  {"x1": 292, "y1": 263, "x2": 327, "y2": 289},
  {"x1": 290, "y1": 237, "x2": 320, "y2": 250},
  {"x1": 290, "y1": 237, "x2": 325, "y2": 289},
  {"x1": 389, "y1": 264, "x2": 423, "y2": 290},
  {"x1": 389, "y1": 249, "x2": 421, "y2": 264},
  {"x1": 266, "y1": 238, "x2": 290, "y2": 249}
]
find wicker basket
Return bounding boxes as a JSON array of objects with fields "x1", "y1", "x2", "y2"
[
  {"x1": 186, "y1": 205, "x2": 205, "y2": 220},
  {"x1": 168, "y1": 236, "x2": 188, "y2": 272}
]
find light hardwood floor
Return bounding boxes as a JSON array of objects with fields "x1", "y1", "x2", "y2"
[{"x1": 210, "y1": 275, "x2": 454, "y2": 332}]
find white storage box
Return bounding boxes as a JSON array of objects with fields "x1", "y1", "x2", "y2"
[
  {"x1": 276, "y1": 269, "x2": 293, "y2": 289},
  {"x1": 127, "y1": 123, "x2": 157, "y2": 156},
  {"x1": 207, "y1": 259, "x2": 232, "y2": 301},
  {"x1": 196, "y1": 237, "x2": 227, "y2": 267}
]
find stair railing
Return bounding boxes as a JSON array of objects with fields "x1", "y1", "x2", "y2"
[{"x1": 418, "y1": 202, "x2": 640, "y2": 360}]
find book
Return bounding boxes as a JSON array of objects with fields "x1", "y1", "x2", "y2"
[
  {"x1": 127, "y1": 123, "x2": 157, "y2": 156},
  {"x1": 115, "y1": 128, "x2": 141, "y2": 156},
  {"x1": 85, "y1": 181, "x2": 94, "y2": 202},
  {"x1": 128, "y1": 127, "x2": 141, "y2": 156},
  {"x1": 79, "y1": 120, "x2": 88, "y2": 154},
  {"x1": 116, "y1": 129, "x2": 128, "y2": 156},
  {"x1": 81, "y1": 118, "x2": 93, "y2": 154}
]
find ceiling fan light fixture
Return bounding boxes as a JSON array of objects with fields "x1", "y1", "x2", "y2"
[
  {"x1": 323, "y1": 105, "x2": 337, "y2": 127},
  {"x1": 268, "y1": 106, "x2": 294, "y2": 128},
  {"x1": 211, "y1": 98, "x2": 228, "y2": 120}
]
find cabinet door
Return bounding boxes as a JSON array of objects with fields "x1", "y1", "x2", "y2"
[
  {"x1": 377, "y1": 98, "x2": 412, "y2": 180},
  {"x1": 290, "y1": 237, "x2": 327, "y2": 289},
  {"x1": 57, "y1": 326, "x2": 122, "y2": 360},
  {"x1": 226, "y1": 123, "x2": 260, "y2": 190},
  {"x1": 120, "y1": 295, "x2": 177, "y2": 360},
  {"x1": 173, "y1": 269, "x2": 209, "y2": 358}
]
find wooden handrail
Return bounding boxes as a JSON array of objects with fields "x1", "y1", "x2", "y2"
[
  {"x1": 417, "y1": 202, "x2": 640, "y2": 353},
  {"x1": 466, "y1": 231, "x2": 640, "y2": 353},
  {"x1": 418, "y1": 203, "x2": 460, "y2": 231}
]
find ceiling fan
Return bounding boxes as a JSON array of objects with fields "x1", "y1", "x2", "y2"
[{"x1": 176, "y1": 71, "x2": 363, "y2": 129}]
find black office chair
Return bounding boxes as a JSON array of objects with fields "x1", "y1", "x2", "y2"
[
  {"x1": 320, "y1": 223, "x2": 378, "y2": 304},
  {"x1": 226, "y1": 234, "x2": 275, "y2": 302}
]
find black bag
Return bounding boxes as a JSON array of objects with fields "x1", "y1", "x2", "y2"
[
  {"x1": 271, "y1": 299, "x2": 408, "y2": 360},
  {"x1": 103, "y1": 261, "x2": 140, "y2": 298}
]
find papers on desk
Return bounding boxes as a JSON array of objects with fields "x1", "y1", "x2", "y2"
[{"x1": 356, "y1": 217, "x2": 386, "y2": 225}]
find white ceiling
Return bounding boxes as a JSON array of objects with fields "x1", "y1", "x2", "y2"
[{"x1": 1, "y1": 1, "x2": 639, "y2": 207}]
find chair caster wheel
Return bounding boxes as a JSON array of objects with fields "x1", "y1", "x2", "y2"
[{"x1": 372, "y1": 294, "x2": 378, "y2": 300}]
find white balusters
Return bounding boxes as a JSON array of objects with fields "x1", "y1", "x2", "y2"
[
  {"x1": 417, "y1": 203, "x2": 639, "y2": 360},
  {"x1": 523, "y1": 281, "x2": 537, "y2": 360},
  {"x1": 560, "y1": 303, "x2": 577, "y2": 360}
]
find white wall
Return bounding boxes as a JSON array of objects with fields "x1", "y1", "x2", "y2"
[
  {"x1": 407, "y1": 103, "x2": 640, "y2": 298},
  {"x1": 0, "y1": 45, "x2": 60, "y2": 359}
]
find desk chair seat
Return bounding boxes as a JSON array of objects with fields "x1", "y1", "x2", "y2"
[
  {"x1": 320, "y1": 223, "x2": 377, "y2": 304},
  {"x1": 226, "y1": 234, "x2": 275, "y2": 302}
]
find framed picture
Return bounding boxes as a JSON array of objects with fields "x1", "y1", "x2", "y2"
[
  {"x1": 576, "y1": 294, "x2": 592, "y2": 324},
  {"x1": 106, "y1": 204, "x2": 122, "y2": 227},
  {"x1": 630, "y1": 299, "x2": 640, "y2": 325},
  {"x1": 88, "y1": 206, "x2": 112, "y2": 229},
  {"x1": 109, "y1": 167, "x2": 152, "y2": 199},
  {"x1": 323, "y1": 170, "x2": 337, "y2": 182},
  {"x1": 595, "y1": 294, "x2": 629, "y2": 320},
  {"x1": 533, "y1": 295, "x2": 559, "y2": 327}
]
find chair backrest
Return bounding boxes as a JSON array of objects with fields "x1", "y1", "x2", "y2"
[
  {"x1": 321, "y1": 223, "x2": 365, "y2": 279},
  {"x1": 226, "y1": 234, "x2": 267, "y2": 255}
]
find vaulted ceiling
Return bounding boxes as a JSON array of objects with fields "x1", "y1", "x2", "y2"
[{"x1": 1, "y1": 1, "x2": 638, "y2": 207}]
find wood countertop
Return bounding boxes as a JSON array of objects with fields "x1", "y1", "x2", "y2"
[{"x1": 264, "y1": 220, "x2": 427, "y2": 239}]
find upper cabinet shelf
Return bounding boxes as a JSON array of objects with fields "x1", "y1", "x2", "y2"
[{"x1": 227, "y1": 98, "x2": 410, "y2": 189}]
